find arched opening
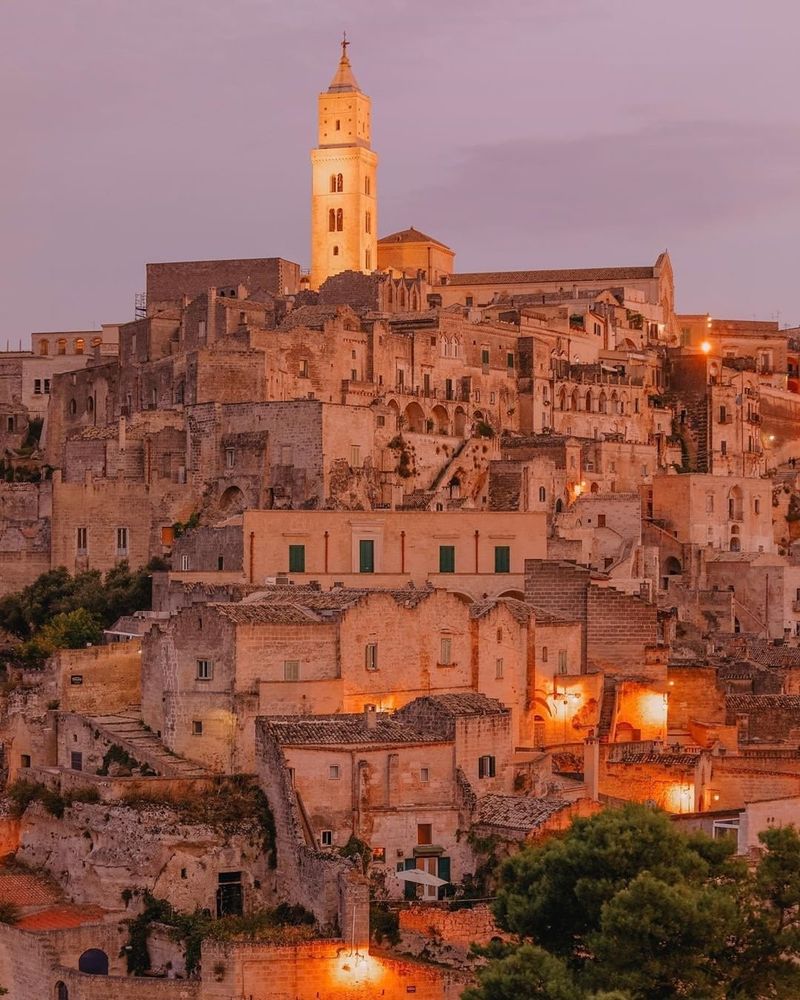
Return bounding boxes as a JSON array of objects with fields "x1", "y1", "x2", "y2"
[
  {"x1": 69, "y1": 398, "x2": 77, "y2": 416},
  {"x1": 570, "y1": 387, "x2": 580, "y2": 411},
  {"x1": 332, "y1": 245, "x2": 339, "y2": 256},
  {"x1": 57, "y1": 337, "x2": 67, "y2": 355},
  {"x1": 336, "y1": 173, "x2": 343, "y2": 192},
  {"x1": 538, "y1": 486, "x2": 546, "y2": 503},
  {"x1": 473, "y1": 410, "x2": 484, "y2": 423},
  {"x1": 554, "y1": 498, "x2": 563, "y2": 513},
  {"x1": 584, "y1": 389, "x2": 593, "y2": 412},
  {"x1": 39, "y1": 339, "x2": 49, "y2": 356},
  {"x1": 330, "y1": 175, "x2": 336, "y2": 192},
  {"x1": 431, "y1": 404, "x2": 449, "y2": 435},
  {"x1": 730, "y1": 536, "x2": 741, "y2": 553},
  {"x1": 728, "y1": 486, "x2": 743, "y2": 521},
  {"x1": 454, "y1": 406, "x2": 467, "y2": 436},
  {"x1": 78, "y1": 949, "x2": 109, "y2": 976},
  {"x1": 55, "y1": 983, "x2": 69, "y2": 1000},
  {"x1": 610, "y1": 391, "x2": 619, "y2": 415},
  {"x1": 590, "y1": 482, "x2": 600, "y2": 494},
  {"x1": 328, "y1": 209, "x2": 335, "y2": 232},
  {"x1": 598, "y1": 391, "x2": 607, "y2": 414},
  {"x1": 219, "y1": 485, "x2": 245, "y2": 514},
  {"x1": 386, "y1": 399, "x2": 401, "y2": 431},
  {"x1": 74, "y1": 337, "x2": 85, "y2": 355},
  {"x1": 664, "y1": 556, "x2": 682, "y2": 575},
  {"x1": 557, "y1": 386, "x2": 567, "y2": 411},
  {"x1": 336, "y1": 208, "x2": 343, "y2": 231},
  {"x1": 614, "y1": 721, "x2": 640, "y2": 743},
  {"x1": 447, "y1": 476, "x2": 461, "y2": 499},
  {"x1": 497, "y1": 589, "x2": 525, "y2": 601},
  {"x1": 404, "y1": 401, "x2": 425, "y2": 434},
  {"x1": 734, "y1": 617, "x2": 741, "y2": 634}
]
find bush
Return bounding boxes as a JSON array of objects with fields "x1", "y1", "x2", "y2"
[{"x1": 0, "y1": 903, "x2": 20, "y2": 925}]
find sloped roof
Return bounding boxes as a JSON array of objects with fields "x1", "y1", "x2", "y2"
[
  {"x1": 447, "y1": 266, "x2": 657, "y2": 287},
  {"x1": 475, "y1": 794, "x2": 570, "y2": 832},
  {"x1": 328, "y1": 50, "x2": 360, "y2": 93},
  {"x1": 399, "y1": 692, "x2": 509, "y2": 718},
  {"x1": 378, "y1": 227, "x2": 453, "y2": 250},
  {"x1": 278, "y1": 305, "x2": 342, "y2": 331},
  {"x1": 266, "y1": 714, "x2": 441, "y2": 747},
  {"x1": 470, "y1": 597, "x2": 531, "y2": 625},
  {"x1": 0, "y1": 871, "x2": 60, "y2": 909}
]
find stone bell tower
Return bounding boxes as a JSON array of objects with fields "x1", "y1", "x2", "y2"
[{"x1": 309, "y1": 35, "x2": 378, "y2": 289}]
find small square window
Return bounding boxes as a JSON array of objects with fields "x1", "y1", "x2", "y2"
[
  {"x1": 321, "y1": 830, "x2": 333, "y2": 847},
  {"x1": 478, "y1": 755, "x2": 496, "y2": 779},
  {"x1": 197, "y1": 659, "x2": 213, "y2": 681},
  {"x1": 420, "y1": 767, "x2": 430, "y2": 783},
  {"x1": 417, "y1": 823, "x2": 432, "y2": 845},
  {"x1": 284, "y1": 660, "x2": 299, "y2": 682},
  {"x1": 192, "y1": 720, "x2": 203, "y2": 736},
  {"x1": 372, "y1": 846, "x2": 386, "y2": 863},
  {"x1": 20, "y1": 754, "x2": 31, "y2": 768},
  {"x1": 329, "y1": 764, "x2": 340, "y2": 779}
]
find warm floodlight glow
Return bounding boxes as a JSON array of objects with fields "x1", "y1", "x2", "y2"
[{"x1": 700, "y1": 341, "x2": 712, "y2": 354}]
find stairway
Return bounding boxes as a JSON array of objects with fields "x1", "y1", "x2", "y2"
[
  {"x1": 87, "y1": 713, "x2": 211, "y2": 777},
  {"x1": 597, "y1": 678, "x2": 617, "y2": 743}
]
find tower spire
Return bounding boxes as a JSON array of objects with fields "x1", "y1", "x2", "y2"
[{"x1": 328, "y1": 32, "x2": 360, "y2": 92}]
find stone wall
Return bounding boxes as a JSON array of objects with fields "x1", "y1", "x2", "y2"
[
  {"x1": 0, "y1": 481, "x2": 51, "y2": 596},
  {"x1": 55, "y1": 642, "x2": 142, "y2": 714}
]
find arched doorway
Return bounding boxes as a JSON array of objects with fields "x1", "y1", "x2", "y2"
[
  {"x1": 664, "y1": 556, "x2": 682, "y2": 575},
  {"x1": 431, "y1": 404, "x2": 449, "y2": 435},
  {"x1": 219, "y1": 485, "x2": 245, "y2": 514},
  {"x1": 614, "y1": 721, "x2": 640, "y2": 743},
  {"x1": 55, "y1": 984, "x2": 69, "y2": 1000},
  {"x1": 454, "y1": 406, "x2": 467, "y2": 436},
  {"x1": 386, "y1": 398, "x2": 400, "y2": 432},
  {"x1": 78, "y1": 949, "x2": 108, "y2": 975},
  {"x1": 404, "y1": 401, "x2": 425, "y2": 433},
  {"x1": 554, "y1": 498, "x2": 563, "y2": 514}
]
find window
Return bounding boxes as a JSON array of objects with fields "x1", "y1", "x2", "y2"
[
  {"x1": 494, "y1": 545, "x2": 510, "y2": 573},
  {"x1": 20, "y1": 754, "x2": 31, "y2": 769},
  {"x1": 365, "y1": 642, "x2": 378, "y2": 671},
  {"x1": 495, "y1": 657, "x2": 504, "y2": 679},
  {"x1": 372, "y1": 846, "x2": 386, "y2": 863},
  {"x1": 69, "y1": 398, "x2": 77, "y2": 416},
  {"x1": 365, "y1": 248, "x2": 371, "y2": 269},
  {"x1": 420, "y1": 767, "x2": 430, "y2": 783},
  {"x1": 350, "y1": 444, "x2": 361, "y2": 467},
  {"x1": 721, "y1": 440, "x2": 727, "y2": 456},
  {"x1": 329, "y1": 209, "x2": 336, "y2": 232},
  {"x1": 288, "y1": 544, "x2": 305, "y2": 573},
  {"x1": 57, "y1": 338, "x2": 67, "y2": 355},
  {"x1": 299, "y1": 358, "x2": 309, "y2": 377},
  {"x1": 336, "y1": 172, "x2": 343, "y2": 192},
  {"x1": 76, "y1": 527, "x2": 87, "y2": 553},
  {"x1": 359, "y1": 538, "x2": 375, "y2": 573},
  {"x1": 217, "y1": 555, "x2": 224, "y2": 571},
  {"x1": 192, "y1": 720, "x2": 203, "y2": 736},
  {"x1": 465, "y1": 296, "x2": 474, "y2": 308},
  {"x1": 336, "y1": 208, "x2": 343, "y2": 231},
  {"x1": 365, "y1": 211, "x2": 371, "y2": 234},
  {"x1": 417, "y1": 823, "x2": 432, "y2": 845},
  {"x1": 481, "y1": 347, "x2": 490, "y2": 366},
  {"x1": 754, "y1": 498, "x2": 761, "y2": 514},
  {"x1": 284, "y1": 660, "x2": 300, "y2": 682},
  {"x1": 440, "y1": 636, "x2": 452, "y2": 665},
  {"x1": 365, "y1": 176, "x2": 371, "y2": 195},
  {"x1": 377, "y1": 415, "x2": 385, "y2": 427},
  {"x1": 70, "y1": 675, "x2": 83, "y2": 685},
  {"x1": 478, "y1": 755, "x2": 496, "y2": 779},
  {"x1": 329, "y1": 764, "x2": 340, "y2": 779},
  {"x1": 719, "y1": 405, "x2": 727, "y2": 423},
  {"x1": 558, "y1": 650, "x2": 568, "y2": 675},
  {"x1": 507, "y1": 353, "x2": 515, "y2": 369},
  {"x1": 706, "y1": 494, "x2": 714, "y2": 513},
  {"x1": 330, "y1": 175, "x2": 337, "y2": 192},
  {"x1": 180, "y1": 554, "x2": 189, "y2": 571},
  {"x1": 225, "y1": 447, "x2": 235, "y2": 469},
  {"x1": 538, "y1": 486, "x2": 546, "y2": 503},
  {"x1": 597, "y1": 514, "x2": 606, "y2": 528},
  {"x1": 439, "y1": 545, "x2": 455, "y2": 573},
  {"x1": 116, "y1": 527, "x2": 128, "y2": 555},
  {"x1": 197, "y1": 659, "x2": 213, "y2": 681},
  {"x1": 335, "y1": 119, "x2": 340, "y2": 130},
  {"x1": 280, "y1": 445, "x2": 292, "y2": 465},
  {"x1": 39, "y1": 339, "x2": 49, "y2": 356},
  {"x1": 321, "y1": 830, "x2": 333, "y2": 847},
  {"x1": 333, "y1": 245, "x2": 339, "y2": 256},
  {"x1": 75, "y1": 337, "x2": 85, "y2": 355},
  {"x1": 70, "y1": 751, "x2": 83, "y2": 771},
  {"x1": 34, "y1": 378, "x2": 42, "y2": 395},
  {"x1": 43, "y1": 379, "x2": 50, "y2": 394},
  {"x1": 541, "y1": 646, "x2": 548, "y2": 663}
]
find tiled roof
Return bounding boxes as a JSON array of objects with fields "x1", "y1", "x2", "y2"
[
  {"x1": 17, "y1": 903, "x2": 110, "y2": 931},
  {"x1": 219, "y1": 586, "x2": 435, "y2": 624},
  {"x1": 214, "y1": 603, "x2": 323, "y2": 625},
  {"x1": 447, "y1": 266, "x2": 657, "y2": 287},
  {"x1": 727, "y1": 694, "x2": 800, "y2": 712},
  {"x1": 475, "y1": 794, "x2": 570, "y2": 832},
  {"x1": 266, "y1": 714, "x2": 442, "y2": 746},
  {"x1": 278, "y1": 305, "x2": 342, "y2": 331},
  {"x1": 0, "y1": 871, "x2": 60, "y2": 909},
  {"x1": 742, "y1": 641, "x2": 800, "y2": 669},
  {"x1": 398, "y1": 692, "x2": 509, "y2": 718},
  {"x1": 615, "y1": 752, "x2": 700, "y2": 766},
  {"x1": 470, "y1": 597, "x2": 531, "y2": 625},
  {"x1": 378, "y1": 227, "x2": 452, "y2": 250}
]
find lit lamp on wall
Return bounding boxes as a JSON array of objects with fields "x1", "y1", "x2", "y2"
[{"x1": 552, "y1": 688, "x2": 581, "y2": 744}]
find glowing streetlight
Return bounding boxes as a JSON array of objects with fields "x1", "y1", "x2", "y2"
[{"x1": 700, "y1": 341, "x2": 711, "y2": 354}]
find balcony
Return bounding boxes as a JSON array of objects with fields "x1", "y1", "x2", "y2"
[{"x1": 746, "y1": 412, "x2": 761, "y2": 424}]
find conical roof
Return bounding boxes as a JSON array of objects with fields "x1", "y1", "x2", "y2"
[{"x1": 328, "y1": 38, "x2": 360, "y2": 93}]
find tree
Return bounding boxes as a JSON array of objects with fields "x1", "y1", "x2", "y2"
[{"x1": 468, "y1": 805, "x2": 800, "y2": 1000}]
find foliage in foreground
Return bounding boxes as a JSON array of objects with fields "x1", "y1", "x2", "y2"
[{"x1": 464, "y1": 804, "x2": 800, "y2": 1000}]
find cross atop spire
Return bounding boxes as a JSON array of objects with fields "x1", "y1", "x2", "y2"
[{"x1": 328, "y1": 33, "x2": 360, "y2": 92}]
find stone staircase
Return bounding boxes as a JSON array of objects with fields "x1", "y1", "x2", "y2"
[
  {"x1": 87, "y1": 713, "x2": 211, "y2": 777},
  {"x1": 597, "y1": 677, "x2": 618, "y2": 743}
]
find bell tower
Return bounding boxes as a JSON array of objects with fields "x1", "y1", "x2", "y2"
[{"x1": 310, "y1": 36, "x2": 378, "y2": 290}]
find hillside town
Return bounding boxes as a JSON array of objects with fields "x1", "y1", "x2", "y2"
[{"x1": 2, "y1": 38, "x2": 800, "y2": 1000}]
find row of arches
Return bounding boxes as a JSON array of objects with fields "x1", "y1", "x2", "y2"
[
  {"x1": 329, "y1": 174, "x2": 372, "y2": 195},
  {"x1": 389, "y1": 399, "x2": 472, "y2": 436},
  {"x1": 556, "y1": 386, "x2": 636, "y2": 416},
  {"x1": 387, "y1": 282, "x2": 419, "y2": 310},
  {"x1": 39, "y1": 336, "x2": 101, "y2": 357}
]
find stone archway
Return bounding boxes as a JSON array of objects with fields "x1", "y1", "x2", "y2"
[
  {"x1": 404, "y1": 401, "x2": 425, "y2": 433},
  {"x1": 431, "y1": 404, "x2": 449, "y2": 435},
  {"x1": 219, "y1": 485, "x2": 246, "y2": 514},
  {"x1": 78, "y1": 949, "x2": 109, "y2": 975}
]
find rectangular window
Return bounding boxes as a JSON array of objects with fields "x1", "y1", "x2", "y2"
[
  {"x1": 329, "y1": 764, "x2": 340, "y2": 780},
  {"x1": 494, "y1": 545, "x2": 510, "y2": 573},
  {"x1": 284, "y1": 660, "x2": 299, "y2": 682},
  {"x1": 495, "y1": 657, "x2": 504, "y2": 679},
  {"x1": 70, "y1": 752, "x2": 83, "y2": 771},
  {"x1": 558, "y1": 650, "x2": 568, "y2": 675},
  {"x1": 754, "y1": 498, "x2": 761, "y2": 514},
  {"x1": 478, "y1": 755, "x2": 496, "y2": 779},
  {"x1": 440, "y1": 636, "x2": 452, "y2": 665},
  {"x1": 507, "y1": 353, "x2": 515, "y2": 369},
  {"x1": 597, "y1": 514, "x2": 606, "y2": 528},
  {"x1": 300, "y1": 358, "x2": 309, "y2": 377},
  {"x1": 417, "y1": 823, "x2": 432, "y2": 845},
  {"x1": 116, "y1": 527, "x2": 128, "y2": 555},
  {"x1": 365, "y1": 642, "x2": 378, "y2": 671},
  {"x1": 34, "y1": 379, "x2": 42, "y2": 394},
  {"x1": 321, "y1": 830, "x2": 333, "y2": 847},
  {"x1": 439, "y1": 545, "x2": 455, "y2": 573},
  {"x1": 372, "y1": 846, "x2": 386, "y2": 863},
  {"x1": 225, "y1": 448, "x2": 235, "y2": 469},
  {"x1": 20, "y1": 754, "x2": 31, "y2": 769},
  {"x1": 359, "y1": 538, "x2": 375, "y2": 573},
  {"x1": 420, "y1": 767, "x2": 430, "y2": 783},
  {"x1": 465, "y1": 296, "x2": 474, "y2": 308},
  {"x1": 197, "y1": 659, "x2": 213, "y2": 681},
  {"x1": 706, "y1": 494, "x2": 714, "y2": 513},
  {"x1": 180, "y1": 554, "x2": 189, "y2": 571},
  {"x1": 376, "y1": 415, "x2": 385, "y2": 427},
  {"x1": 490, "y1": 392, "x2": 496, "y2": 404},
  {"x1": 43, "y1": 379, "x2": 51, "y2": 394},
  {"x1": 541, "y1": 646, "x2": 548, "y2": 663},
  {"x1": 481, "y1": 347, "x2": 490, "y2": 366},
  {"x1": 192, "y1": 720, "x2": 203, "y2": 736},
  {"x1": 70, "y1": 675, "x2": 83, "y2": 685},
  {"x1": 288, "y1": 544, "x2": 305, "y2": 573},
  {"x1": 350, "y1": 445, "x2": 361, "y2": 467},
  {"x1": 76, "y1": 527, "x2": 87, "y2": 554},
  {"x1": 720, "y1": 440, "x2": 727, "y2": 456}
]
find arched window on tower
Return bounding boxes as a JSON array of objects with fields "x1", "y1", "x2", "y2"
[
  {"x1": 336, "y1": 208, "x2": 343, "y2": 231},
  {"x1": 336, "y1": 173, "x2": 343, "y2": 192},
  {"x1": 330, "y1": 175, "x2": 337, "y2": 193},
  {"x1": 328, "y1": 209, "x2": 336, "y2": 232},
  {"x1": 365, "y1": 176, "x2": 371, "y2": 196},
  {"x1": 365, "y1": 211, "x2": 371, "y2": 234},
  {"x1": 333, "y1": 245, "x2": 339, "y2": 256},
  {"x1": 365, "y1": 249, "x2": 371, "y2": 269}
]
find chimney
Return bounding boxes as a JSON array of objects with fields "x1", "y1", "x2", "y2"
[
  {"x1": 364, "y1": 705, "x2": 378, "y2": 730},
  {"x1": 583, "y1": 736, "x2": 599, "y2": 801}
]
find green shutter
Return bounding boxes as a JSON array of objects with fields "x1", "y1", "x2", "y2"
[
  {"x1": 494, "y1": 545, "x2": 510, "y2": 573},
  {"x1": 437, "y1": 856, "x2": 451, "y2": 900},
  {"x1": 288, "y1": 544, "x2": 305, "y2": 573},
  {"x1": 439, "y1": 545, "x2": 455, "y2": 573},
  {"x1": 404, "y1": 858, "x2": 417, "y2": 900},
  {"x1": 359, "y1": 539, "x2": 375, "y2": 573}
]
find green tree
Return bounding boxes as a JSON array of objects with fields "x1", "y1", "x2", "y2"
[{"x1": 470, "y1": 806, "x2": 800, "y2": 1000}]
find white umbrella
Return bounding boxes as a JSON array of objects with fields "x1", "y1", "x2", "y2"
[{"x1": 396, "y1": 868, "x2": 448, "y2": 888}]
